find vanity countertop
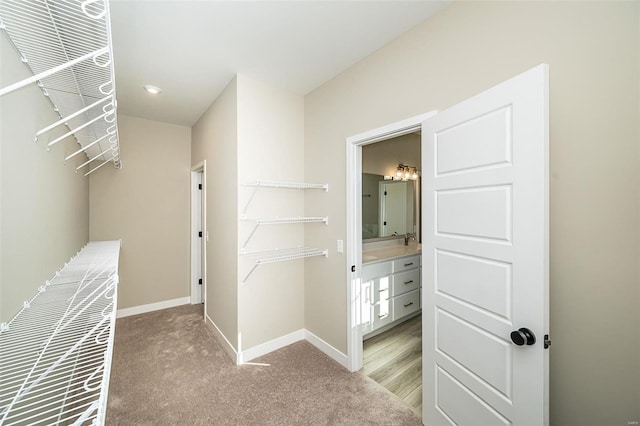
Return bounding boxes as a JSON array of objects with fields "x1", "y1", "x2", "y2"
[{"x1": 362, "y1": 243, "x2": 421, "y2": 264}]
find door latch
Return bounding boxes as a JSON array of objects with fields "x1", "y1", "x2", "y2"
[{"x1": 544, "y1": 334, "x2": 551, "y2": 349}]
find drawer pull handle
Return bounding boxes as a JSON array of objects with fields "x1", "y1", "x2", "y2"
[
  {"x1": 404, "y1": 280, "x2": 414, "y2": 285},
  {"x1": 404, "y1": 262, "x2": 414, "y2": 267},
  {"x1": 378, "y1": 314, "x2": 389, "y2": 319},
  {"x1": 404, "y1": 302, "x2": 414, "y2": 308}
]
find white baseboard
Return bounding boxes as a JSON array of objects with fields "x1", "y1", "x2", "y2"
[
  {"x1": 205, "y1": 314, "x2": 239, "y2": 364},
  {"x1": 305, "y1": 329, "x2": 349, "y2": 369},
  {"x1": 240, "y1": 329, "x2": 305, "y2": 364},
  {"x1": 116, "y1": 296, "x2": 190, "y2": 318},
  {"x1": 238, "y1": 328, "x2": 348, "y2": 369}
]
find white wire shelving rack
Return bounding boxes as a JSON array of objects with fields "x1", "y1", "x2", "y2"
[
  {"x1": 0, "y1": 0, "x2": 122, "y2": 176},
  {"x1": 239, "y1": 180, "x2": 329, "y2": 283},
  {"x1": 240, "y1": 247, "x2": 328, "y2": 283},
  {"x1": 0, "y1": 240, "x2": 121, "y2": 426},
  {"x1": 241, "y1": 180, "x2": 328, "y2": 216},
  {"x1": 240, "y1": 216, "x2": 328, "y2": 249}
]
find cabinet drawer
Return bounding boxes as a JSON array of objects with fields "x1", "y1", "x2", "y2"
[
  {"x1": 392, "y1": 268, "x2": 420, "y2": 296},
  {"x1": 393, "y1": 289, "x2": 420, "y2": 320},
  {"x1": 393, "y1": 255, "x2": 420, "y2": 273},
  {"x1": 372, "y1": 300, "x2": 393, "y2": 330},
  {"x1": 362, "y1": 260, "x2": 392, "y2": 281}
]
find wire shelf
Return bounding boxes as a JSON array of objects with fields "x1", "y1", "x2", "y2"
[
  {"x1": 0, "y1": 240, "x2": 121, "y2": 426},
  {"x1": 0, "y1": 0, "x2": 122, "y2": 175},
  {"x1": 240, "y1": 216, "x2": 328, "y2": 249},
  {"x1": 243, "y1": 180, "x2": 328, "y2": 191},
  {"x1": 240, "y1": 247, "x2": 328, "y2": 283}
]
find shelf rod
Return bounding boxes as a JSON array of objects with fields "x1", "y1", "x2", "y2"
[
  {"x1": 65, "y1": 131, "x2": 114, "y2": 162},
  {"x1": 84, "y1": 158, "x2": 112, "y2": 177},
  {"x1": 36, "y1": 95, "x2": 113, "y2": 140},
  {"x1": 76, "y1": 147, "x2": 115, "y2": 170},
  {"x1": 0, "y1": 46, "x2": 108, "y2": 97},
  {"x1": 47, "y1": 112, "x2": 109, "y2": 148}
]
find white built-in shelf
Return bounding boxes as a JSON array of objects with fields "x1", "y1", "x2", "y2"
[
  {"x1": 240, "y1": 247, "x2": 328, "y2": 283},
  {"x1": 0, "y1": 240, "x2": 121, "y2": 425},
  {"x1": 241, "y1": 216, "x2": 328, "y2": 249}
]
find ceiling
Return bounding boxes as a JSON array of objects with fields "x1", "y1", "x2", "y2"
[{"x1": 109, "y1": 1, "x2": 450, "y2": 127}]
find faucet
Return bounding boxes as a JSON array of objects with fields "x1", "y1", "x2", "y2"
[{"x1": 404, "y1": 233, "x2": 416, "y2": 246}]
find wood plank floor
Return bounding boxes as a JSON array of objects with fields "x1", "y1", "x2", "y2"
[{"x1": 362, "y1": 314, "x2": 422, "y2": 416}]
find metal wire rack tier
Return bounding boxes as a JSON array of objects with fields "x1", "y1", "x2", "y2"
[
  {"x1": 0, "y1": 240, "x2": 121, "y2": 425},
  {"x1": 240, "y1": 247, "x2": 328, "y2": 283},
  {"x1": 0, "y1": 0, "x2": 121, "y2": 176}
]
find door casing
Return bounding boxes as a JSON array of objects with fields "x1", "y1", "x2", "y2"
[
  {"x1": 345, "y1": 111, "x2": 437, "y2": 372},
  {"x1": 191, "y1": 161, "x2": 207, "y2": 312}
]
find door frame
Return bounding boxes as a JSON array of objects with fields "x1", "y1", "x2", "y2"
[
  {"x1": 345, "y1": 111, "x2": 437, "y2": 372},
  {"x1": 190, "y1": 161, "x2": 207, "y2": 312}
]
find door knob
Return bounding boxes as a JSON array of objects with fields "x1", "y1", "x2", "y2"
[{"x1": 510, "y1": 328, "x2": 536, "y2": 346}]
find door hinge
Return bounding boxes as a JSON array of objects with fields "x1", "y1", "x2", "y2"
[
  {"x1": 198, "y1": 231, "x2": 202, "y2": 238},
  {"x1": 384, "y1": 191, "x2": 387, "y2": 196},
  {"x1": 351, "y1": 265, "x2": 356, "y2": 272},
  {"x1": 383, "y1": 221, "x2": 387, "y2": 226},
  {"x1": 544, "y1": 334, "x2": 551, "y2": 349},
  {"x1": 198, "y1": 278, "x2": 202, "y2": 285},
  {"x1": 198, "y1": 184, "x2": 202, "y2": 190}
]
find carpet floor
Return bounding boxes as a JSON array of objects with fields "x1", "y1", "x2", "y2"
[{"x1": 106, "y1": 304, "x2": 422, "y2": 425}]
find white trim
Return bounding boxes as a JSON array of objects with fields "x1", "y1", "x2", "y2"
[
  {"x1": 116, "y1": 296, "x2": 190, "y2": 318},
  {"x1": 190, "y1": 168, "x2": 204, "y2": 305},
  {"x1": 237, "y1": 328, "x2": 348, "y2": 369},
  {"x1": 241, "y1": 329, "x2": 305, "y2": 364},
  {"x1": 346, "y1": 111, "x2": 437, "y2": 146},
  {"x1": 205, "y1": 313, "x2": 239, "y2": 364},
  {"x1": 191, "y1": 161, "x2": 207, "y2": 318},
  {"x1": 305, "y1": 329, "x2": 349, "y2": 369},
  {"x1": 345, "y1": 110, "x2": 437, "y2": 372}
]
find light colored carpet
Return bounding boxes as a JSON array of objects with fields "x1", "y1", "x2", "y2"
[{"x1": 106, "y1": 304, "x2": 422, "y2": 425}]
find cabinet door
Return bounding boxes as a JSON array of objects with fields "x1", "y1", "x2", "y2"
[
  {"x1": 372, "y1": 276, "x2": 391, "y2": 304},
  {"x1": 372, "y1": 299, "x2": 393, "y2": 330},
  {"x1": 361, "y1": 280, "x2": 373, "y2": 333}
]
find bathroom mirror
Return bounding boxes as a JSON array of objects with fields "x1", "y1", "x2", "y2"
[
  {"x1": 361, "y1": 131, "x2": 421, "y2": 242},
  {"x1": 362, "y1": 173, "x2": 417, "y2": 240}
]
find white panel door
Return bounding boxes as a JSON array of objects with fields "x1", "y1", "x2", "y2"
[{"x1": 422, "y1": 65, "x2": 549, "y2": 425}]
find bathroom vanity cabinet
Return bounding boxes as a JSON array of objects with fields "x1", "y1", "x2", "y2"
[{"x1": 361, "y1": 252, "x2": 421, "y2": 337}]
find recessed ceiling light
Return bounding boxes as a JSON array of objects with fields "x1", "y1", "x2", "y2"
[{"x1": 143, "y1": 84, "x2": 162, "y2": 95}]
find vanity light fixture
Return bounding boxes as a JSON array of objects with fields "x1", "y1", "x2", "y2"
[
  {"x1": 143, "y1": 84, "x2": 162, "y2": 95},
  {"x1": 396, "y1": 163, "x2": 419, "y2": 180}
]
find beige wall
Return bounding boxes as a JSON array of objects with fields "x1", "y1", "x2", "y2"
[
  {"x1": 304, "y1": 2, "x2": 639, "y2": 425},
  {"x1": 89, "y1": 115, "x2": 191, "y2": 310},
  {"x1": 362, "y1": 133, "x2": 420, "y2": 176},
  {"x1": 0, "y1": 35, "x2": 89, "y2": 323},
  {"x1": 191, "y1": 78, "x2": 239, "y2": 350},
  {"x1": 237, "y1": 75, "x2": 306, "y2": 350}
]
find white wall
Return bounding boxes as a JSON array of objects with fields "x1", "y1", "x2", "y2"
[
  {"x1": 191, "y1": 78, "x2": 239, "y2": 350},
  {"x1": 0, "y1": 34, "x2": 89, "y2": 323},
  {"x1": 304, "y1": 2, "x2": 639, "y2": 425},
  {"x1": 89, "y1": 114, "x2": 191, "y2": 310}
]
